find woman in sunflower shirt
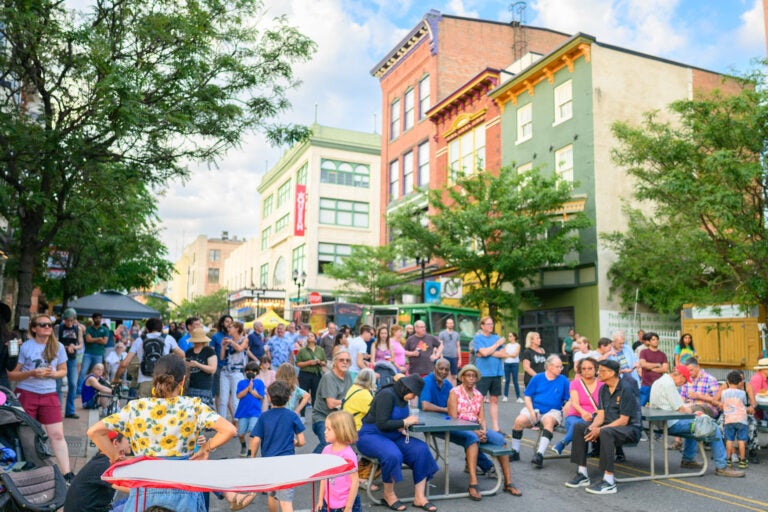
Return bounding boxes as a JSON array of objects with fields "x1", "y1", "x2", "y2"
[{"x1": 88, "y1": 354, "x2": 251, "y2": 511}]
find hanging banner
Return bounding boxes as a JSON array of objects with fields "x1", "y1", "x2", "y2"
[{"x1": 294, "y1": 184, "x2": 307, "y2": 236}]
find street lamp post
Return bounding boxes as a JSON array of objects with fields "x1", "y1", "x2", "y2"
[
  {"x1": 415, "y1": 256, "x2": 428, "y2": 303},
  {"x1": 251, "y1": 280, "x2": 268, "y2": 318},
  {"x1": 292, "y1": 269, "x2": 307, "y2": 304}
]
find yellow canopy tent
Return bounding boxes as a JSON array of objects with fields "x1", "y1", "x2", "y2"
[{"x1": 245, "y1": 309, "x2": 289, "y2": 331}]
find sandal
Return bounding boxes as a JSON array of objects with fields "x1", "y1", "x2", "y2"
[
  {"x1": 384, "y1": 499, "x2": 407, "y2": 511},
  {"x1": 413, "y1": 501, "x2": 437, "y2": 512},
  {"x1": 230, "y1": 492, "x2": 257, "y2": 511},
  {"x1": 468, "y1": 484, "x2": 482, "y2": 501},
  {"x1": 504, "y1": 484, "x2": 522, "y2": 497}
]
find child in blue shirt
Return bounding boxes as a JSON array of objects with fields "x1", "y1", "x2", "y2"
[
  {"x1": 235, "y1": 361, "x2": 265, "y2": 457},
  {"x1": 251, "y1": 380, "x2": 306, "y2": 512}
]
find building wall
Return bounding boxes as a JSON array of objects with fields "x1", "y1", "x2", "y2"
[{"x1": 170, "y1": 234, "x2": 244, "y2": 303}]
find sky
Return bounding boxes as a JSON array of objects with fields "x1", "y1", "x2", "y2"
[{"x1": 75, "y1": 0, "x2": 767, "y2": 260}]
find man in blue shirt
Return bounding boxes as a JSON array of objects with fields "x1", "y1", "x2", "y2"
[
  {"x1": 266, "y1": 323, "x2": 294, "y2": 368},
  {"x1": 246, "y1": 321, "x2": 265, "y2": 362},
  {"x1": 419, "y1": 359, "x2": 496, "y2": 476},
  {"x1": 177, "y1": 317, "x2": 201, "y2": 353},
  {"x1": 472, "y1": 317, "x2": 507, "y2": 433},
  {"x1": 510, "y1": 354, "x2": 569, "y2": 468}
]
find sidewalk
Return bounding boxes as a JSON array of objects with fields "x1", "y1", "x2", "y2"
[{"x1": 62, "y1": 406, "x2": 100, "y2": 473}]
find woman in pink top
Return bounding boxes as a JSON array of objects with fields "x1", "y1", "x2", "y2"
[
  {"x1": 447, "y1": 364, "x2": 521, "y2": 501},
  {"x1": 370, "y1": 325, "x2": 393, "y2": 363},
  {"x1": 388, "y1": 325, "x2": 407, "y2": 372},
  {"x1": 551, "y1": 357, "x2": 603, "y2": 455}
]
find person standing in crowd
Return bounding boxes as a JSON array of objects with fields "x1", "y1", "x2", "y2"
[
  {"x1": 114, "y1": 320, "x2": 129, "y2": 346},
  {"x1": 114, "y1": 317, "x2": 184, "y2": 398},
  {"x1": 638, "y1": 332, "x2": 669, "y2": 408},
  {"x1": 404, "y1": 324, "x2": 415, "y2": 339},
  {"x1": 177, "y1": 317, "x2": 202, "y2": 353},
  {"x1": 0, "y1": 302, "x2": 19, "y2": 389},
  {"x1": 77, "y1": 312, "x2": 109, "y2": 394},
  {"x1": 90, "y1": 354, "x2": 243, "y2": 512},
  {"x1": 564, "y1": 359, "x2": 641, "y2": 495},
  {"x1": 235, "y1": 361, "x2": 265, "y2": 458},
  {"x1": 209, "y1": 315, "x2": 233, "y2": 411},
  {"x1": 674, "y1": 333, "x2": 696, "y2": 366},
  {"x1": 721, "y1": 370, "x2": 750, "y2": 469},
  {"x1": 632, "y1": 329, "x2": 646, "y2": 352},
  {"x1": 247, "y1": 321, "x2": 266, "y2": 362},
  {"x1": 503, "y1": 332, "x2": 522, "y2": 403},
  {"x1": 370, "y1": 325, "x2": 393, "y2": 363},
  {"x1": 296, "y1": 331, "x2": 326, "y2": 409},
  {"x1": 750, "y1": 358, "x2": 768, "y2": 421},
  {"x1": 9, "y1": 314, "x2": 74, "y2": 481},
  {"x1": 572, "y1": 337, "x2": 598, "y2": 365},
  {"x1": 348, "y1": 325, "x2": 373, "y2": 378},
  {"x1": 184, "y1": 327, "x2": 218, "y2": 408},
  {"x1": 389, "y1": 325, "x2": 407, "y2": 373},
  {"x1": 312, "y1": 349, "x2": 353, "y2": 453},
  {"x1": 57, "y1": 308, "x2": 83, "y2": 419},
  {"x1": 521, "y1": 331, "x2": 547, "y2": 388},
  {"x1": 104, "y1": 342, "x2": 127, "y2": 383},
  {"x1": 318, "y1": 322, "x2": 337, "y2": 361},
  {"x1": 266, "y1": 323, "x2": 294, "y2": 368},
  {"x1": 404, "y1": 321, "x2": 441, "y2": 377},
  {"x1": 438, "y1": 319, "x2": 461, "y2": 385},
  {"x1": 219, "y1": 321, "x2": 249, "y2": 421},
  {"x1": 472, "y1": 317, "x2": 506, "y2": 433},
  {"x1": 562, "y1": 328, "x2": 575, "y2": 372}
]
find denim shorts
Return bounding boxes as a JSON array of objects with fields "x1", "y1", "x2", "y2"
[
  {"x1": 267, "y1": 487, "x2": 294, "y2": 502},
  {"x1": 237, "y1": 416, "x2": 260, "y2": 436},
  {"x1": 724, "y1": 422, "x2": 748, "y2": 442}
]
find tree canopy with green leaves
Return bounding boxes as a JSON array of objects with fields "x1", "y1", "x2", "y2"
[
  {"x1": 172, "y1": 288, "x2": 228, "y2": 325},
  {"x1": 323, "y1": 244, "x2": 417, "y2": 305},
  {"x1": 389, "y1": 166, "x2": 591, "y2": 321},
  {"x1": 605, "y1": 76, "x2": 761, "y2": 314},
  {"x1": 0, "y1": 0, "x2": 315, "y2": 323}
]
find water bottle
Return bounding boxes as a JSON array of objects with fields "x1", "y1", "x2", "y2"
[{"x1": 8, "y1": 338, "x2": 19, "y2": 357}]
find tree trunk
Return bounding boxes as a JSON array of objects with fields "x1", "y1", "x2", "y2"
[{"x1": 14, "y1": 211, "x2": 45, "y2": 329}]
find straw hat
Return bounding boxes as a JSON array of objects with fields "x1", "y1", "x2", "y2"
[
  {"x1": 754, "y1": 358, "x2": 768, "y2": 370},
  {"x1": 189, "y1": 327, "x2": 210, "y2": 344},
  {"x1": 458, "y1": 364, "x2": 482, "y2": 381}
]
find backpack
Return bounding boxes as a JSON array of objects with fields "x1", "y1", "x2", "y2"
[
  {"x1": 691, "y1": 414, "x2": 718, "y2": 439},
  {"x1": 140, "y1": 336, "x2": 165, "y2": 377}
]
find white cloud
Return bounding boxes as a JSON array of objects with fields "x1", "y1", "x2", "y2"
[
  {"x1": 443, "y1": 0, "x2": 480, "y2": 18},
  {"x1": 735, "y1": 0, "x2": 765, "y2": 50}
]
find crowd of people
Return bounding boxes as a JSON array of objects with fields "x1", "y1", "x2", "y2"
[{"x1": 1, "y1": 303, "x2": 767, "y2": 510}]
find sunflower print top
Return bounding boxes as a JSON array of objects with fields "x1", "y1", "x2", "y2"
[{"x1": 103, "y1": 396, "x2": 220, "y2": 457}]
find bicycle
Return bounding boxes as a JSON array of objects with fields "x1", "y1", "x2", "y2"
[{"x1": 98, "y1": 383, "x2": 135, "y2": 416}]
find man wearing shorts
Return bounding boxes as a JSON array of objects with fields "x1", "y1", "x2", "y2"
[
  {"x1": 472, "y1": 317, "x2": 506, "y2": 433},
  {"x1": 510, "y1": 354, "x2": 569, "y2": 468}
]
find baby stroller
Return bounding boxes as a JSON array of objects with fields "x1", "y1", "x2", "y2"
[
  {"x1": 0, "y1": 386, "x2": 67, "y2": 512},
  {"x1": 373, "y1": 361, "x2": 399, "y2": 389}
]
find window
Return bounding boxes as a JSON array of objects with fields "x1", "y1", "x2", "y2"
[
  {"x1": 207, "y1": 268, "x2": 220, "y2": 284},
  {"x1": 390, "y1": 98, "x2": 400, "y2": 140},
  {"x1": 448, "y1": 125, "x2": 486, "y2": 182},
  {"x1": 554, "y1": 80, "x2": 573, "y2": 124},
  {"x1": 319, "y1": 198, "x2": 369, "y2": 228},
  {"x1": 517, "y1": 162, "x2": 533, "y2": 185},
  {"x1": 417, "y1": 142, "x2": 429, "y2": 186},
  {"x1": 318, "y1": 243, "x2": 352, "y2": 274},
  {"x1": 402, "y1": 150, "x2": 414, "y2": 195},
  {"x1": 273, "y1": 256, "x2": 286, "y2": 287},
  {"x1": 418, "y1": 75, "x2": 430, "y2": 120},
  {"x1": 389, "y1": 160, "x2": 399, "y2": 202},
  {"x1": 275, "y1": 213, "x2": 290, "y2": 232},
  {"x1": 296, "y1": 163, "x2": 308, "y2": 185},
  {"x1": 320, "y1": 159, "x2": 370, "y2": 188},
  {"x1": 404, "y1": 88, "x2": 415, "y2": 131},
  {"x1": 262, "y1": 195, "x2": 273, "y2": 218},
  {"x1": 291, "y1": 244, "x2": 306, "y2": 273},
  {"x1": 260, "y1": 226, "x2": 272, "y2": 250},
  {"x1": 277, "y1": 179, "x2": 291, "y2": 207},
  {"x1": 516, "y1": 103, "x2": 533, "y2": 143},
  {"x1": 555, "y1": 145, "x2": 574, "y2": 182},
  {"x1": 208, "y1": 249, "x2": 220, "y2": 262},
  {"x1": 259, "y1": 263, "x2": 268, "y2": 287}
]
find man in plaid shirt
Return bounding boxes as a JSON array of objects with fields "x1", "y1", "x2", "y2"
[{"x1": 680, "y1": 357, "x2": 720, "y2": 417}]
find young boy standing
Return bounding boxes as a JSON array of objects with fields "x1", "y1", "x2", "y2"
[
  {"x1": 721, "y1": 370, "x2": 749, "y2": 469},
  {"x1": 250, "y1": 380, "x2": 306, "y2": 512},
  {"x1": 235, "y1": 361, "x2": 265, "y2": 457}
]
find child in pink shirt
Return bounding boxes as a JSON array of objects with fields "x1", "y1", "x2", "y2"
[{"x1": 316, "y1": 411, "x2": 361, "y2": 512}]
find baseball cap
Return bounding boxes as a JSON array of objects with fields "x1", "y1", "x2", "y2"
[
  {"x1": 62, "y1": 308, "x2": 77, "y2": 319},
  {"x1": 674, "y1": 364, "x2": 692, "y2": 383},
  {"x1": 598, "y1": 359, "x2": 620, "y2": 375}
]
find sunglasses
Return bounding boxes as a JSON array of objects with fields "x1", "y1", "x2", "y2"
[{"x1": 35, "y1": 323, "x2": 53, "y2": 328}]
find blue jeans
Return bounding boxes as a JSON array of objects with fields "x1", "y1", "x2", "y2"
[
  {"x1": 312, "y1": 420, "x2": 327, "y2": 454},
  {"x1": 561, "y1": 415, "x2": 585, "y2": 447},
  {"x1": 62, "y1": 359, "x2": 78, "y2": 415},
  {"x1": 77, "y1": 353, "x2": 103, "y2": 395},
  {"x1": 503, "y1": 363, "x2": 520, "y2": 398},
  {"x1": 639, "y1": 385, "x2": 651, "y2": 408},
  {"x1": 440, "y1": 430, "x2": 495, "y2": 472},
  {"x1": 668, "y1": 419, "x2": 727, "y2": 468}
]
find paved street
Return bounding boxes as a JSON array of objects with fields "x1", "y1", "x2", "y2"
[{"x1": 63, "y1": 397, "x2": 768, "y2": 512}]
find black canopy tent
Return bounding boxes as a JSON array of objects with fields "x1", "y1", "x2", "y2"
[{"x1": 64, "y1": 291, "x2": 161, "y2": 320}]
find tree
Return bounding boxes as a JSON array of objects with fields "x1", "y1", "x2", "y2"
[
  {"x1": 606, "y1": 77, "x2": 765, "y2": 313},
  {"x1": 323, "y1": 245, "x2": 417, "y2": 304},
  {"x1": 173, "y1": 288, "x2": 228, "y2": 325},
  {"x1": 389, "y1": 166, "x2": 591, "y2": 321},
  {"x1": 0, "y1": 0, "x2": 316, "y2": 324}
]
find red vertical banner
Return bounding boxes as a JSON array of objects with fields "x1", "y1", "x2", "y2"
[{"x1": 294, "y1": 184, "x2": 307, "y2": 236}]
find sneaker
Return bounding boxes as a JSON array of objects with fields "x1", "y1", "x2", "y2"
[
  {"x1": 246, "y1": 450, "x2": 252, "y2": 457},
  {"x1": 239, "y1": 445, "x2": 248, "y2": 457},
  {"x1": 715, "y1": 467, "x2": 745, "y2": 478},
  {"x1": 564, "y1": 472, "x2": 590, "y2": 488},
  {"x1": 485, "y1": 466, "x2": 497, "y2": 479},
  {"x1": 681, "y1": 460, "x2": 703, "y2": 469},
  {"x1": 502, "y1": 396, "x2": 509, "y2": 402},
  {"x1": 510, "y1": 449, "x2": 520, "y2": 462},
  {"x1": 550, "y1": 442, "x2": 564, "y2": 455},
  {"x1": 531, "y1": 452, "x2": 543, "y2": 469},
  {"x1": 738, "y1": 458, "x2": 748, "y2": 469},
  {"x1": 585, "y1": 480, "x2": 617, "y2": 495},
  {"x1": 726, "y1": 460, "x2": 733, "y2": 468},
  {"x1": 516, "y1": 397, "x2": 524, "y2": 403},
  {"x1": 64, "y1": 413, "x2": 79, "y2": 419}
]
